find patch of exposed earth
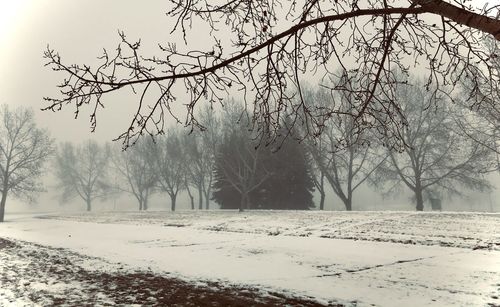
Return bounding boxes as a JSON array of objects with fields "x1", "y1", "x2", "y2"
[{"x1": 0, "y1": 238, "x2": 338, "y2": 306}]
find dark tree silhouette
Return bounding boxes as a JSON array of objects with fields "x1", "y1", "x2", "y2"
[
  {"x1": 213, "y1": 123, "x2": 270, "y2": 212},
  {"x1": 43, "y1": 1, "x2": 500, "y2": 149},
  {"x1": 213, "y1": 104, "x2": 314, "y2": 210},
  {"x1": 257, "y1": 129, "x2": 315, "y2": 210},
  {"x1": 0, "y1": 105, "x2": 54, "y2": 222},
  {"x1": 213, "y1": 130, "x2": 315, "y2": 210}
]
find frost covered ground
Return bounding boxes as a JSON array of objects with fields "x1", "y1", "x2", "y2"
[{"x1": 1, "y1": 211, "x2": 499, "y2": 306}]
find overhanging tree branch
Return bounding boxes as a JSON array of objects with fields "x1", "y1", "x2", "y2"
[{"x1": 43, "y1": 1, "x2": 500, "y2": 148}]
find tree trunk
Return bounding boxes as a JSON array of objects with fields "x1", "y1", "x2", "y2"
[
  {"x1": 143, "y1": 197, "x2": 148, "y2": 211},
  {"x1": 319, "y1": 191, "x2": 325, "y2": 210},
  {"x1": 0, "y1": 189, "x2": 7, "y2": 223},
  {"x1": 170, "y1": 194, "x2": 177, "y2": 212},
  {"x1": 86, "y1": 198, "x2": 92, "y2": 212},
  {"x1": 415, "y1": 188, "x2": 424, "y2": 211},
  {"x1": 198, "y1": 186, "x2": 203, "y2": 210},
  {"x1": 239, "y1": 192, "x2": 248, "y2": 212},
  {"x1": 345, "y1": 199, "x2": 352, "y2": 211},
  {"x1": 246, "y1": 193, "x2": 251, "y2": 210},
  {"x1": 204, "y1": 182, "x2": 212, "y2": 210},
  {"x1": 139, "y1": 199, "x2": 143, "y2": 211},
  {"x1": 205, "y1": 191, "x2": 210, "y2": 210},
  {"x1": 186, "y1": 185, "x2": 195, "y2": 210},
  {"x1": 345, "y1": 189, "x2": 353, "y2": 211}
]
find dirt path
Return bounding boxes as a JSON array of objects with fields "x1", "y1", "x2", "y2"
[{"x1": 0, "y1": 238, "x2": 337, "y2": 306}]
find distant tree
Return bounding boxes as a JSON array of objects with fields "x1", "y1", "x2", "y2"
[
  {"x1": 310, "y1": 155, "x2": 326, "y2": 210},
  {"x1": 111, "y1": 138, "x2": 157, "y2": 210},
  {"x1": 256, "y1": 130, "x2": 315, "y2": 210},
  {"x1": 213, "y1": 124, "x2": 270, "y2": 212},
  {"x1": 213, "y1": 103, "x2": 314, "y2": 210},
  {"x1": 212, "y1": 102, "x2": 271, "y2": 211},
  {"x1": 184, "y1": 174, "x2": 196, "y2": 210},
  {"x1": 152, "y1": 130, "x2": 186, "y2": 211},
  {"x1": 375, "y1": 79, "x2": 495, "y2": 211},
  {"x1": 0, "y1": 105, "x2": 54, "y2": 222},
  {"x1": 54, "y1": 140, "x2": 111, "y2": 211},
  {"x1": 198, "y1": 107, "x2": 221, "y2": 209},
  {"x1": 180, "y1": 107, "x2": 221, "y2": 210},
  {"x1": 304, "y1": 86, "x2": 384, "y2": 211},
  {"x1": 298, "y1": 88, "x2": 327, "y2": 210},
  {"x1": 181, "y1": 134, "x2": 205, "y2": 210}
]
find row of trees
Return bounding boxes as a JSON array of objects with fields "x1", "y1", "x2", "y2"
[
  {"x1": 51, "y1": 101, "x2": 315, "y2": 212},
  {"x1": 51, "y1": 76, "x2": 497, "y2": 212},
  {"x1": 0, "y1": 80, "x2": 496, "y2": 222},
  {"x1": 304, "y1": 78, "x2": 496, "y2": 212},
  {"x1": 32, "y1": 0, "x2": 499, "y2": 217},
  {"x1": 53, "y1": 132, "x2": 204, "y2": 212},
  {"x1": 52, "y1": 106, "x2": 222, "y2": 212}
]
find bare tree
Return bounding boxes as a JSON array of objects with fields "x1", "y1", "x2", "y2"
[
  {"x1": 0, "y1": 105, "x2": 54, "y2": 222},
  {"x1": 181, "y1": 131, "x2": 218, "y2": 210},
  {"x1": 111, "y1": 138, "x2": 157, "y2": 210},
  {"x1": 184, "y1": 174, "x2": 196, "y2": 210},
  {"x1": 199, "y1": 107, "x2": 221, "y2": 209},
  {"x1": 309, "y1": 153, "x2": 327, "y2": 210},
  {"x1": 43, "y1": 1, "x2": 500, "y2": 148},
  {"x1": 375, "y1": 79, "x2": 496, "y2": 211},
  {"x1": 214, "y1": 103, "x2": 271, "y2": 212},
  {"x1": 54, "y1": 140, "x2": 111, "y2": 211},
  {"x1": 305, "y1": 87, "x2": 384, "y2": 211},
  {"x1": 151, "y1": 129, "x2": 186, "y2": 211},
  {"x1": 181, "y1": 134, "x2": 206, "y2": 210},
  {"x1": 216, "y1": 132, "x2": 270, "y2": 212}
]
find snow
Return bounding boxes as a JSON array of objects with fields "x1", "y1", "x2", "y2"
[
  {"x1": 1, "y1": 211, "x2": 499, "y2": 306},
  {"x1": 39, "y1": 210, "x2": 500, "y2": 249}
]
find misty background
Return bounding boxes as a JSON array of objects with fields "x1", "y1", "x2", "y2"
[{"x1": 0, "y1": 0, "x2": 498, "y2": 213}]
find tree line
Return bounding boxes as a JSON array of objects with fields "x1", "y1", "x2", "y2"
[
  {"x1": 0, "y1": 75, "x2": 497, "y2": 222},
  {"x1": 51, "y1": 76, "x2": 498, "y2": 213}
]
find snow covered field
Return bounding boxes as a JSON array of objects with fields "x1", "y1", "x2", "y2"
[{"x1": 1, "y1": 211, "x2": 499, "y2": 306}]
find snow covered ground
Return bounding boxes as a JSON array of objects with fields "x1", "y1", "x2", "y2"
[
  {"x1": 1, "y1": 211, "x2": 499, "y2": 306},
  {"x1": 41, "y1": 210, "x2": 500, "y2": 250}
]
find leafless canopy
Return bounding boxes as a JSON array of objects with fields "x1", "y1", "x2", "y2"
[
  {"x1": 0, "y1": 105, "x2": 54, "y2": 222},
  {"x1": 43, "y1": 0, "x2": 500, "y2": 149}
]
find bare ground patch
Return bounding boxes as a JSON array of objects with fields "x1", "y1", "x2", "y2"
[{"x1": 0, "y1": 238, "x2": 340, "y2": 306}]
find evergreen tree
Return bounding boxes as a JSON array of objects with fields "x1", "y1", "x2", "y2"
[
  {"x1": 212, "y1": 126, "x2": 268, "y2": 211},
  {"x1": 212, "y1": 125, "x2": 314, "y2": 210}
]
